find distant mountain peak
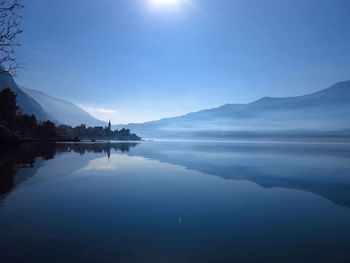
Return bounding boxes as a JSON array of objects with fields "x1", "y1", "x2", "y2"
[
  {"x1": 117, "y1": 80, "x2": 350, "y2": 138},
  {"x1": 317, "y1": 80, "x2": 350, "y2": 93}
]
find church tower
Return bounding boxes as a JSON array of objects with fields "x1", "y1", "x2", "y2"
[{"x1": 108, "y1": 120, "x2": 112, "y2": 131}]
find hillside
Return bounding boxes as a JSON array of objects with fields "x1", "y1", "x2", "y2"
[
  {"x1": 23, "y1": 88, "x2": 106, "y2": 127},
  {"x1": 0, "y1": 72, "x2": 52, "y2": 122},
  {"x1": 117, "y1": 80, "x2": 350, "y2": 138}
]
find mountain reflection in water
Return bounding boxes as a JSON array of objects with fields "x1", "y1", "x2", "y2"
[
  {"x1": 0, "y1": 142, "x2": 138, "y2": 200},
  {"x1": 1, "y1": 141, "x2": 350, "y2": 263}
]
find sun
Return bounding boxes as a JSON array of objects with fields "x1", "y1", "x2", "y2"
[
  {"x1": 147, "y1": 0, "x2": 192, "y2": 14},
  {"x1": 150, "y1": 0, "x2": 180, "y2": 6}
]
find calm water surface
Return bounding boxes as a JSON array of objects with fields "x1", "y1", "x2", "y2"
[{"x1": 1, "y1": 141, "x2": 350, "y2": 263}]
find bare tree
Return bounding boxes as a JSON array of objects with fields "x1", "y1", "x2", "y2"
[{"x1": 0, "y1": 0, "x2": 24, "y2": 76}]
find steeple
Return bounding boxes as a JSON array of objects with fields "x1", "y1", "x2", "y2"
[{"x1": 108, "y1": 120, "x2": 111, "y2": 131}]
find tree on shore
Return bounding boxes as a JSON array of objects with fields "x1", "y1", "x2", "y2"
[
  {"x1": 0, "y1": 88, "x2": 17, "y2": 128},
  {"x1": 16, "y1": 113, "x2": 36, "y2": 134},
  {"x1": 36, "y1": 121, "x2": 57, "y2": 139},
  {"x1": 0, "y1": 0, "x2": 24, "y2": 76},
  {"x1": 0, "y1": 88, "x2": 58, "y2": 139}
]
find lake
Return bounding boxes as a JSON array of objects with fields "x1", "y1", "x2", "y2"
[{"x1": 1, "y1": 141, "x2": 350, "y2": 263}]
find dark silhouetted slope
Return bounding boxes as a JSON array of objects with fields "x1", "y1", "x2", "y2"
[{"x1": 0, "y1": 72, "x2": 51, "y2": 121}]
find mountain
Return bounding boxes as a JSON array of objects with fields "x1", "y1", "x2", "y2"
[
  {"x1": 22, "y1": 88, "x2": 107, "y2": 127},
  {"x1": 0, "y1": 72, "x2": 51, "y2": 121},
  {"x1": 117, "y1": 80, "x2": 350, "y2": 139}
]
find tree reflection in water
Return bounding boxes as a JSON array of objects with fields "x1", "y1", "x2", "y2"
[{"x1": 0, "y1": 142, "x2": 138, "y2": 198}]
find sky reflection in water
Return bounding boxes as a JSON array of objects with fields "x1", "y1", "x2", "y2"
[{"x1": 0, "y1": 141, "x2": 350, "y2": 263}]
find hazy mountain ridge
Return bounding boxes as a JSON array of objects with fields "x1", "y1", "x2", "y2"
[
  {"x1": 0, "y1": 72, "x2": 107, "y2": 127},
  {"x1": 0, "y1": 72, "x2": 52, "y2": 122},
  {"x1": 2, "y1": 69, "x2": 350, "y2": 137},
  {"x1": 117, "y1": 80, "x2": 350, "y2": 138},
  {"x1": 23, "y1": 88, "x2": 107, "y2": 127}
]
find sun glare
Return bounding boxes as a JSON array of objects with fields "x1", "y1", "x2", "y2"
[
  {"x1": 148, "y1": 0, "x2": 191, "y2": 11},
  {"x1": 150, "y1": 0, "x2": 180, "y2": 6}
]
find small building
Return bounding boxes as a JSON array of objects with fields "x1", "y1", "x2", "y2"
[
  {"x1": 93, "y1": 126, "x2": 104, "y2": 137},
  {"x1": 57, "y1": 125, "x2": 73, "y2": 138}
]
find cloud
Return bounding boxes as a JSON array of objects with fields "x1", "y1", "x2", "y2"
[
  {"x1": 79, "y1": 104, "x2": 120, "y2": 123},
  {"x1": 79, "y1": 157, "x2": 119, "y2": 172},
  {"x1": 82, "y1": 106, "x2": 119, "y2": 114}
]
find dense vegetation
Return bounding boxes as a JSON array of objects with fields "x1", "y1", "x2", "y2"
[
  {"x1": 70, "y1": 124, "x2": 141, "y2": 141},
  {"x1": 0, "y1": 88, "x2": 141, "y2": 144},
  {"x1": 0, "y1": 88, "x2": 57, "y2": 144}
]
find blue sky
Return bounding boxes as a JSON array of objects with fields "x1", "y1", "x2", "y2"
[{"x1": 15, "y1": 0, "x2": 350, "y2": 124}]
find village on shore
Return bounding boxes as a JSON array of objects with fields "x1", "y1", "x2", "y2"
[{"x1": 0, "y1": 89, "x2": 141, "y2": 147}]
